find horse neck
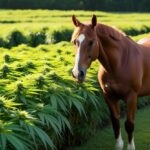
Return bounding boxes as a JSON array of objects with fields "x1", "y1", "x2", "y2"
[
  {"x1": 95, "y1": 24, "x2": 131, "y2": 73},
  {"x1": 98, "y1": 37, "x2": 120, "y2": 72},
  {"x1": 96, "y1": 33, "x2": 126, "y2": 73}
]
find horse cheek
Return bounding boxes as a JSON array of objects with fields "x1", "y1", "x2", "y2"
[{"x1": 92, "y1": 47, "x2": 99, "y2": 60}]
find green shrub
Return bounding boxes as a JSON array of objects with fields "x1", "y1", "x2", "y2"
[
  {"x1": 6, "y1": 30, "x2": 28, "y2": 48},
  {"x1": 28, "y1": 31, "x2": 46, "y2": 47},
  {"x1": 1, "y1": 64, "x2": 9, "y2": 78},
  {"x1": 0, "y1": 38, "x2": 7, "y2": 47},
  {"x1": 123, "y1": 25, "x2": 150, "y2": 36},
  {"x1": 50, "y1": 29, "x2": 73, "y2": 43}
]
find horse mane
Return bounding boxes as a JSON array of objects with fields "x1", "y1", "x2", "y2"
[
  {"x1": 71, "y1": 27, "x2": 81, "y2": 42},
  {"x1": 95, "y1": 23, "x2": 126, "y2": 41},
  {"x1": 71, "y1": 23, "x2": 126, "y2": 42}
]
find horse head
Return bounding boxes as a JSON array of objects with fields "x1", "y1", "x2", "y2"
[{"x1": 71, "y1": 15, "x2": 99, "y2": 83}]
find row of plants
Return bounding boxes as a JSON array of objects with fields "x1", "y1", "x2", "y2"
[
  {"x1": 0, "y1": 25, "x2": 150, "y2": 48},
  {"x1": 0, "y1": 28, "x2": 72, "y2": 48},
  {"x1": 0, "y1": 42, "x2": 150, "y2": 150},
  {"x1": 1, "y1": 10, "x2": 150, "y2": 49},
  {"x1": 0, "y1": 43, "x2": 106, "y2": 150}
]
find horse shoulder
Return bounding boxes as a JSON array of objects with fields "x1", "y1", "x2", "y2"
[{"x1": 98, "y1": 66, "x2": 131, "y2": 98}]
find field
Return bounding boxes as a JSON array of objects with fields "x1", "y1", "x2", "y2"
[
  {"x1": 72, "y1": 106, "x2": 150, "y2": 150},
  {"x1": 1, "y1": 10, "x2": 150, "y2": 48},
  {"x1": 0, "y1": 10, "x2": 150, "y2": 150}
]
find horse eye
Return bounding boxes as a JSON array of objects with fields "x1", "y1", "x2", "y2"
[
  {"x1": 89, "y1": 41, "x2": 93, "y2": 46},
  {"x1": 73, "y1": 40, "x2": 80, "y2": 46}
]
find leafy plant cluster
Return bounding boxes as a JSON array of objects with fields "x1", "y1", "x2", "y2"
[
  {"x1": 0, "y1": 41, "x2": 150, "y2": 150},
  {"x1": 0, "y1": 28, "x2": 73, "y2": 48},
  {"x1": 1, "y1": 10, "x2": 150, "y2": 150},
  {"x1": 1, "y1": 25, "x2": 150, "y2": 48},
  {"x1": 0, "y1": 43, "x2": 109, "y2": 150}
]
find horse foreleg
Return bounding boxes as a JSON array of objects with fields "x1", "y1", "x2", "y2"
[
  {"x1": 104, "y1": 95, "x2": 124, "y2": 150},
  {"x1": 125, "y1": 91, "x2": 137, "y2": 150}
]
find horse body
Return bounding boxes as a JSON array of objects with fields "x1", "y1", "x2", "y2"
[
  {"x1": 71, "y1": 15, "x2": 150, "y2": 150},
  {"x1": 98, "y1": 35, "x2": 140, "y2": 96},
  {"x1": 98, "y1": 33, "x2": 150, "y2": 98},
  {"x1": 138, "y1": 37, "x2": 150, "y2": 47}
]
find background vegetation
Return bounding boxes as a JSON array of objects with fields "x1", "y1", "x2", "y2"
[
  {"x1": 0, "y1": 10, "x2": 150, "y2": 48},
  {"x1": 0, "y1": 10, "x2": 150, "y2": 150},
  {"x1": 1, "y1": 0, "x2": 150, "y2": 11},
  {"x1": 71, "y1": 106, "x2": 150, "y2": 150}
]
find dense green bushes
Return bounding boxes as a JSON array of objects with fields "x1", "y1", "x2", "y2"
[
  {"x1": 0, "y1": 25, "x2": 150, "y2": 48},
  {"x1": 0, "y1": 42, "x2": 150, "y2": 150},
  {"x1": 0, "y1": 28, "x2": 73, "y2": 48},
  {"x1": 1, "y1": 10, "x2": 150, "y2": 150},
  {"x1": 0, "y1": 43, "x2": 103, "y2": 150}
]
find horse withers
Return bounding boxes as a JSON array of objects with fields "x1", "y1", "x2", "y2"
[{"x1": 71, "y1": 15, "x2": 150, "y2": 150}]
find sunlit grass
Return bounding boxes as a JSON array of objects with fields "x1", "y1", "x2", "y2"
[
  {"x1": 70, "y1": 106, "x2": 150, "y2": 150},
  {"x1": 0, "y1": 10, "x2": 150, "y2": 36}
]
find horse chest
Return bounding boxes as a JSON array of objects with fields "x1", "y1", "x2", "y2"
[
  {"x1": 103, "y1": 80, "x2": 123, "y2": 95},
  {"x1": 98, "y1": 71, "x2": 129, "y2": 99}
]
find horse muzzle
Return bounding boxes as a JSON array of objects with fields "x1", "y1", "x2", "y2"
[{"x1": 72, "y1": 68, "x2": 87, "y2": 83}]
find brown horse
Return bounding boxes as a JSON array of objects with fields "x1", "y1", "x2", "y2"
[
  {"x1": 138, "y1": 36, "x2": 150, "y2": 46},
  {"x1": 71, "y1": 15, "x2": 150, "y2": 150}
]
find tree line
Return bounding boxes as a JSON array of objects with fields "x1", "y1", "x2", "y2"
[{"x1": 0, "y1": 0, "x2": 150, "y2": 11}]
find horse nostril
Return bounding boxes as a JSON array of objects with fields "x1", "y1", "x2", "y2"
[{"x1": 80, "y1": 70, "x2": 84, "y2": 78}]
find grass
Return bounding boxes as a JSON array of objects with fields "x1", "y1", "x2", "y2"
[
  {"x1": 70, "y1": 106, "x2": 150, "y2": 150},
  {"x1": 0, "y1": 10, "x2": 150, "y2": 36},
  {"x1": 1, "y1": 10, "x2": 150, "y2": 48}
]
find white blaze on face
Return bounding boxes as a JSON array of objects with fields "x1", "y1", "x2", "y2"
[
  {"x1": 115, "y1": 131, "x2": 124, "y2": 150},
  {"x1": 72, "y1": 34, "x2": 85, "y2": 77}
]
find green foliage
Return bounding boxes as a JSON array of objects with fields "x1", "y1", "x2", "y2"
[
  {"x1": 72, "y1": 106, "x2": 150, "y2": 150},
  {"x1": 0, "y1": 10, "x2": 150, "y2": 150},
  {"x1": 6, "y1": 30, "x2": 28, "y2": 48},
  {"x1": 0, "y1": 10, "x2": 150, "y2": 48},
  {"x1": 50, "y1": 28, "x2": 72, "y2": 43},
  {"x1": 0, "y1": 42, "x2": 104, "y2": 150},
  {"x1": 28, "y1": 31, "x2": 47, "y2": 47}
]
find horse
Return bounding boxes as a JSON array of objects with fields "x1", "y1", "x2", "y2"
[
  {"x1": 71, "y1": 15, "x2": 150, "y2": 150},
  {"x1": 138, "y1": 36, "x2": 150, "y2": 46}
]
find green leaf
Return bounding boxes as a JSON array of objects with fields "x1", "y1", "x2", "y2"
[
  {"x1": 33, "y1": 126, "x2": 54, "y2": 150},
  {"x1": 5, "y1": 133, "x2": 27, "y2": 150},
  {"x1": 0, "y1": 134, "x2": 6, "y2": 150}
]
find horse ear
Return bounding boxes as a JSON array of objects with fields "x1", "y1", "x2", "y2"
[
  {"x1": 72, "y1": 15, "x2": 81, "y2": 27},
  {"x1": 91, "y1": 14, "x2": 97, "y2": 28}
]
